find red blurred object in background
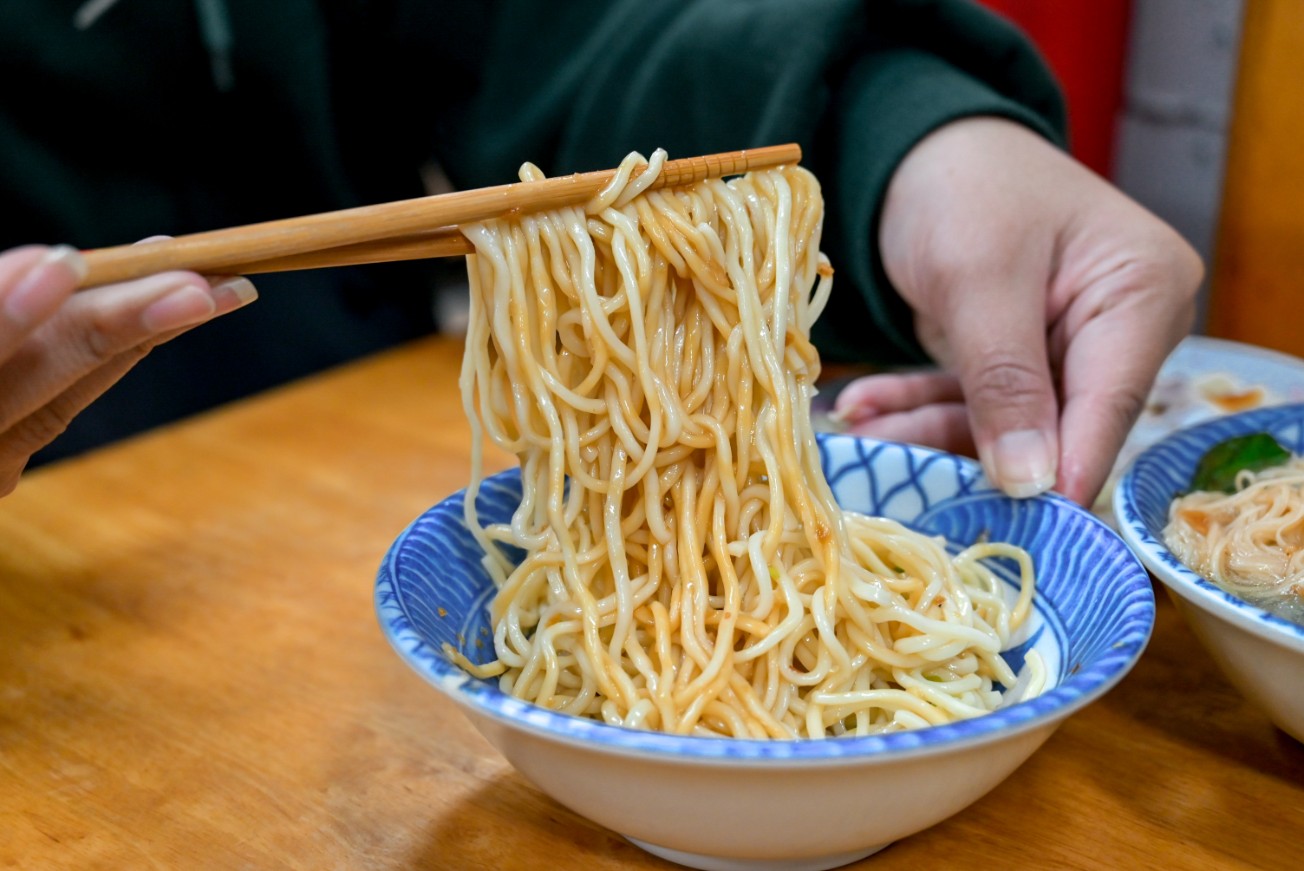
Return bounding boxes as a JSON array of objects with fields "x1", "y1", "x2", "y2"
[{"x1": 977, "y1": 0, "x2": 1133, "y2": 177}]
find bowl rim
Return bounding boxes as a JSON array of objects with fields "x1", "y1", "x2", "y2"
[
  {"x1": 377, "y1": 436, "x2": 1156, "y2": 765},
  {"x1": 1113, "y1": 402, "x2": 1304, "y2": 653}
]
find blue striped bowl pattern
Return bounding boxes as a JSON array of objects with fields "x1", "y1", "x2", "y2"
[
  {"x1": 1114, "y1": 402, "x2": 1304, "y2": 651},
  {"x1": 376, "y1": 434, "x2": 1154, "y2": 761}
]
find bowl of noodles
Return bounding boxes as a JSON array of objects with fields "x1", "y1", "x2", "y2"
[
  {"x1": 1114, "y1": 402, "x2": 1304, "y2": 744},
  {"x1": 375, "y1": 148, "x2": 1152, "y2": 869},
  {"x1": 378, "y1": 435, "x2": 1152, "y2": 870}
]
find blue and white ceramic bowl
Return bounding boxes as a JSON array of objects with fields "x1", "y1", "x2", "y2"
[
  {"x1": 378, "y1": 435, "x2": 1153, "y2": 871},
  {"x1": 1114, "y1": 403, "x2": 1304, "y2": 743}
]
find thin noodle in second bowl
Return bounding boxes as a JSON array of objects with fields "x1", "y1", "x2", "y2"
[
  {"x1": 1165, "y1": 457, "x2": 1304, "y2": 625},
  {"x1": 454, "y1": 150, "x2": 1041, "y2": 739}
]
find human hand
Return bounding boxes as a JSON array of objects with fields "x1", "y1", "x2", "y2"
[
  {"x1": 832, "y1": 117, "x2": 1203, "y2": 506},
  {"x1": 1, "y1": 244, "x2": 257, "y2": 496}
]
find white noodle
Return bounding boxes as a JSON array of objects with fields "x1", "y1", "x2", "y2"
[
  {"x1": 1165, "y1": 458, "x2": 1304, "y2": 623},
  {"x1": 452, "y1": 152, "x2": 1039, "y2": 738}
]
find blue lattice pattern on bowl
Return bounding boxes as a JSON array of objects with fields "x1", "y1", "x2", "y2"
[
  {"x1": 377, "y1": 434, "x2": 1154, "y2": 761},
  {"x1": 1115, "y1": 402, "x2": 1304, "y2": 649}
]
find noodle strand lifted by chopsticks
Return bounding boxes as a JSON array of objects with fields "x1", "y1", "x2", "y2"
[{"x1": 454, "y1": 150, "x2": 1039, "y2": 739}]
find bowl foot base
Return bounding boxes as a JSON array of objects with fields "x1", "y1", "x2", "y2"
[{"x1": 625, "y1": 837, "x2": 889, "y2": 871}]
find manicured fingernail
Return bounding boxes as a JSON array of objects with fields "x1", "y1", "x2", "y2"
[
  {"x1": 140, "y1": 284, "x2": 218, "y2": 331},
  {"x1": 987, "y1": 429, "x2": 1056, "y2": 498},
  {"x1": 45, "y1": 245, "x2": 89, "y2": 281},
  {"x1": 4, "y1": 245, "x2": 87, "y2": 326},
  {"x1": 208, "y1": 276, "x2": 258, "y2": 311}
]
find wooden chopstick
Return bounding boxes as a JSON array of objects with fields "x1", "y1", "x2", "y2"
[
  {"x1": 78, "y1": 144, "x2": 801, "y2": 288},
  {"x1": 213, "y1": 228, "x2": 473, "y2": 275}
]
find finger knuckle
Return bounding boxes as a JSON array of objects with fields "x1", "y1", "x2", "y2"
[
  {"x1": 1098, "y1": 384, "x2": 1151, "y2": 442},
  {"x1": 1131, "y1": 227, "x2": 1206, "y2": 302},
  {"x1": 1080, "y1": 237, "x2": 1203, "y2": 335},
  {"x1": 76, "y1": 308, "x2": 124, "y2": 361},
  {"x1": 964, "y1": 356, "x2": 1048, "y2": 411},
  {"x1": 7, "y1": 406, "x2": 78, "y2": 456},
  {"x1": 117, "y1": 342, "x2": 154, "y2": 367},
  {"x1": 0, "y1": 342, "x2": 155, "y2": 468},
  {"x1": 918, "y1": 243, "x2": 1013, "y2": 293}
]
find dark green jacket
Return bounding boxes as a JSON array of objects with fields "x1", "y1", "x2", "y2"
[{"x1": 2, "y1": 0, "x2": 1064, "y2": 463}]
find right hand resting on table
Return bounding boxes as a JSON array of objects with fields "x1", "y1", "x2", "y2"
[{"x1": 0, "y1": 244, "x2": 258, "y2": 496}]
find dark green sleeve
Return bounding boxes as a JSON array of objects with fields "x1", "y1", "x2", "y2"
[{"x1": 437, "y1": 0, "x2": 1067, "y2": 365}]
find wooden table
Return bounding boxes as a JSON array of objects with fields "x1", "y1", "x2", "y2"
[{"x1": 2, "y1": 335, "x2": 1300, "y2": 870}]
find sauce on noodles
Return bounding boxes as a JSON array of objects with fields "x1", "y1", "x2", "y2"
[
  {"x1": 1165, "y1": 448, "x2": 1304, "y2": 626},
  {"x1": 451, "y1": 150, "x2": 1042, "y2": 738}
]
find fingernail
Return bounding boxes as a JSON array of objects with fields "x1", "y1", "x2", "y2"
[
  {"x1": 987, "y1": 429, "x2": 1057, "y2": 498},
  {"x1": 825, "y1": 406, "x2": 849, "y2": 425},
  {"x1": 4, "y1": 245, "x2": 87, "y2": 326},
  {"x1": 140, "y1": 284, "x2": 218, "y2": 332},
  {"x1": 828, "y1": 404, "x2": 862, "y2": 426},
  {"x1": 46, "y1": 244, "x2": 89, "y2": 281},
  {"x1": 208, "y1": 276, "x2": 258, "y2": 311},
  {"x1": 830, "y1": 396, "x2": 873, "y2": 426}
]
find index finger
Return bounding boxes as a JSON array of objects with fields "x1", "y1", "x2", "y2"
[
  {"x1": 1055, "y1": 293, "x2": 1196, "y2": 505},
  {"x1": 941, "y1": 276, "x2": 1061, "y2": 499}
]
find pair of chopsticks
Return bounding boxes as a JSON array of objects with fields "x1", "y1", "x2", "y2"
[{"x1": 77, "y1": 144, "x2": 802, "y2": 289}]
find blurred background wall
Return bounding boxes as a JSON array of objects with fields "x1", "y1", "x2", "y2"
[{"x1": 978, "y1": 0, "x2": 1246, "y2": 336}]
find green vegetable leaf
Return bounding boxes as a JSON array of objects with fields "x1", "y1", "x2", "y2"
[{"x1": 1190, "y1": 433, "x2": 1291, "y2": 493}]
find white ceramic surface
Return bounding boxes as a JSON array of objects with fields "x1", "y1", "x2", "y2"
[{"x1": 379, "y1": 435, "x2": 1154, "y2": 869}]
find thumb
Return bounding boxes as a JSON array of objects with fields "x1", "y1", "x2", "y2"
[{"x1": 946, "y1": 288, "x2": 1060, "y2": 499}]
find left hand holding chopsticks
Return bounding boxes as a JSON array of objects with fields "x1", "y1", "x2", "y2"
[{"x1": 0, "y1": 243, "x2": 257, "y2": 496}]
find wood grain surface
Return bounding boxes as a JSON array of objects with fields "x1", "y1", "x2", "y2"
[{"x1": 1, "y1": 335, "x2": 1299, "y2": 870}]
